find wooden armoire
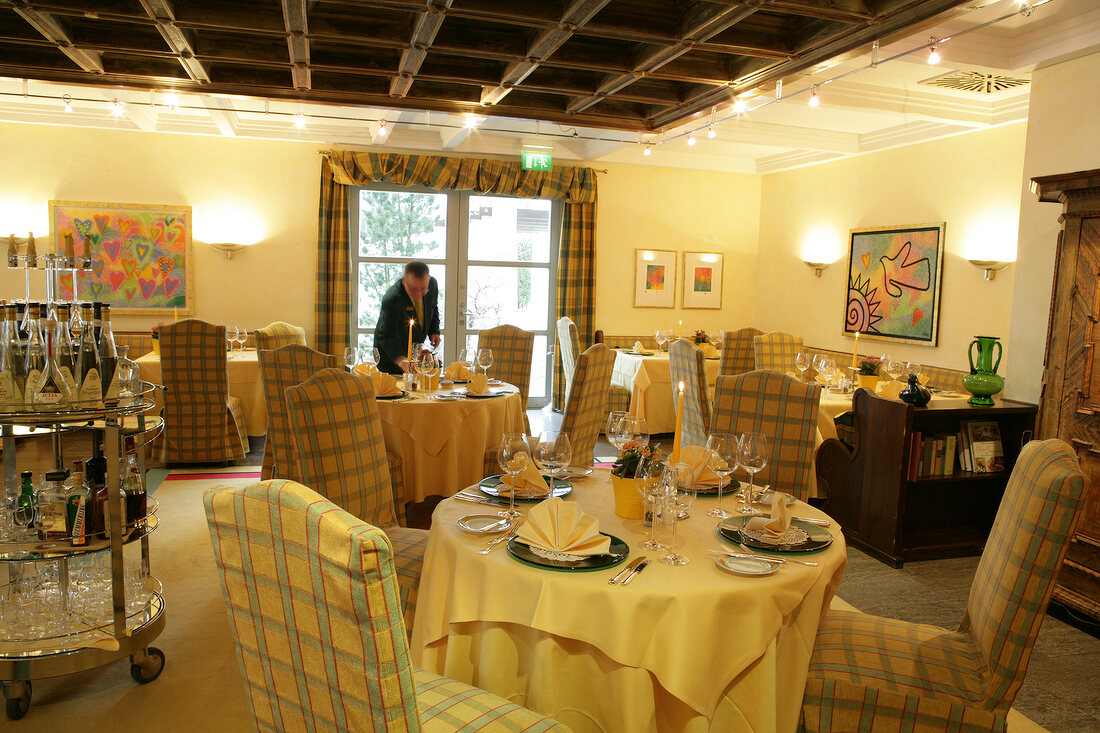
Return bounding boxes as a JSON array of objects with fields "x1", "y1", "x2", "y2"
[{"x1": 1032, "y1": 169, "x2": 1100, "y2": 622}]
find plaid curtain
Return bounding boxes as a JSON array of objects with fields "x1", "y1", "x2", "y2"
[{"x1": 316, "y1": 152, "x2": 598, "y2": 410}]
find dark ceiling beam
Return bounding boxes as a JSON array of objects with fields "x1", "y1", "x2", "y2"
[
  {"x1": 567, "y1": 2, "x2": 761, "y2": 114},
  {"x1": 389, "y1": 0, "x2": 454, "y2": 98},
  {"x1": 701, "y1": 0, "x2": 874, "y2": 24},
  {"x1": 281, "y1": 0, "x2": 311, "y2": 90},
  {"x1": 138, "y1": 0, "x2": 210, "y2": 83},
  {"x1": 479, "y1": 0, "x2": 612, "y2": 107},
  {"x1": 12, "y1": 6, "x2": 105, "y2": 74}
]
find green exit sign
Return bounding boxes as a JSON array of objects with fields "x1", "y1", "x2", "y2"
[{"x1": 522, "y1": 151, "x2": 552, "y2": 171}]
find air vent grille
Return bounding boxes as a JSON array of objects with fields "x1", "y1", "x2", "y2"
[{"x1": 921, "y1": 71, "x2": 1030, "y2": 94}]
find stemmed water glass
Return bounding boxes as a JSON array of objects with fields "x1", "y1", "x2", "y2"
[
  {"x1": 415, "y1": 351, "x2": 437, "y2": 388},
  {"x1": 662, "y1": 465, "x2": 696, "y2": 566},
  {"x1": 236, "y1": 328, "x2": 248, "y2": 353},
  {"x1": 477, "y1": 347, "x2": 494, "y2": 376},
  {"x1": 605, "y1": 411, "x2": 629, "y2": 448},
  {"x1": 226, "y1": 327, "x2": 237, "y2": 356},
  {"x1": 884, "y1": 357, "x2": 904, "y2": 382},
  {"x1": 616, "y1": 415, "x2": 650, "y2": 450},
  {"x1": 343, "y1": 347, "x2": 357, "y2": 372},
  {"x1": 704, "y1": 433, "x2": 738, "y2": 519},
  {"x1": 906, "y1": 361, "x2": 923, "y2": 383},
  {"x1": 496, "y1": 432, "x2": 530, "y2": 520},
  {"x1": 795, "y1": 352, "x2": 811, "y2": 382},
  {"x1": 738, "y1": 432, "x2": 769, "y2": 510},
  {"x1": 635, "y1": 457, "x2": 668, "y2": 550},
  {"x1": 816, "y1": 358, "x2": 836, "y2": 388},
  {"x1": 535, "y1": 431, "x2": 571, "y2": 500}
]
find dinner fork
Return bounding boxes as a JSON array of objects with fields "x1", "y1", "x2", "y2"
[
  {"x1": 737, "y1": 543, "x2": 819, "y2": 567},
  {"x1": 479, "y1": 521, "x2": 524, "y2": 554}
]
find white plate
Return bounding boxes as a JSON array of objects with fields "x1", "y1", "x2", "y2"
[
  {"x1": 456, "y1": 514, "x2": 514, "y2": 534},
  {"x1": 715, "y1": 555, "x2": 778, "y2": 576},
  {"x1": 753, "y1": 490, "x2": 795, "y2": 506}
]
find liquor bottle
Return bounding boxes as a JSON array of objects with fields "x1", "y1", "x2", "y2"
[
  {"x1": 17, "y1": 470, "x2": 35, "y2": 527},
  {"x1": 122, "y1": 436, "x2": 147, "y2": 532},
  {"x1": 92, "y1": 302, "x2": 102, "y2": 346},
  {"x1": 55, "y1": 304, "x2": 78, "y2": 395},
  {"x1": 22, "y1": 303, "x2": 45, "y2": 403},
  {"x1": 67, "y1": 460, "x2": 89, "y2": 547},
  {"x1": 5, "y1": 305, "x2": 25, "y2": 404},
  {"x1": 15, "y1": 301, "x2": 27, "y2": 340},
  {"x1": 62, "y1": 232, "x2": 76, "y2": 269},
  {"x1": 6, "y1": 233, "x2": 16, "y2": 267},
  {"x1": 85, "y1": 444, "x2": 107, "y2": 538},
  {"x1": 36, "y1": 469, "x2": 70, "y2": 541},
  {"x1": 76, "y1": 303, "x2": 102, "y2": 407},
  {"x1": 0, "y1": 305, "x2": 19, "y2": 409},
  {"x1": 100, "y1": 304, "x2": 119, "y2": 403},
  {"x1": 25, "y1": 232, "x2": 37, "y2": 267},
  {"x1": 30, "y1": 316, "x2": 73, "y2": 410}
]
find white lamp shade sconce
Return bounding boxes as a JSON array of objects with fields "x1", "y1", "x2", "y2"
[
  {"x1": 209, "y1": 242, "x2": 247, "y2": 260},
  {"x1": 968, "y1": 259, "x2": 1011, "y2": 281}
]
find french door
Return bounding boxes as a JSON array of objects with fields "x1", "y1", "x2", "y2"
[{"x1": 349, "y1": 184, "x2": 561, "y2": 407}]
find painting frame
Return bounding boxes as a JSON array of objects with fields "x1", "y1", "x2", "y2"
[
  {"x1": 681, "y1": 252, "x2": 723, "y2": 309},
  {"x1": 49, "y1": 200, "x2": 193, "y2": 316},
  {"x1": 844, "y1": 222, "x2": 946, "y2": 346},
  {"x1": 634, "y1": 249, "x2": 677, "y2": 308}
]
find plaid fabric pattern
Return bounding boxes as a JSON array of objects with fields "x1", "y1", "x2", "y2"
[
  {"x1": 711, "y1": 370, "x2": 821, "y2": 501},
  {"x1": 477, "y1": 325, "x2": 535, "y2": 406},
  {"x1": 388, "y1": 526, "x2": 428, "y2": 637},
  {"x1": 669, "y1": 338, "x2": 711, "y2": 448},
  {"x1": 556, "y1": 316, "x2": 580, "y2": 395},
  {"x1": 258, "y1": 344, "x2": 336, "y2": 481},
  {"x1": 414, "y1": 669, "x2": 569, "y2": 732},
  {"x1": 160, "y1": 319, "x2": 247, "y2": 463},
  {"x1": 720, "y1": 327, "x2": 762, "y2": 376},
  {"x1": 608, "y1": 384, "x2": 631, "y2": 414},
  {"x1": 599, "y1": 334, "x2": 654, "y2": 350},
  {"x1": 115, "y1": 331, "x2": 155, "y2": 357},
  {"x1": 753, "y1": 331, "x2": 804, "y2": 373},
  {"x1": 802, "y1": 439, "x2": 1085, "y2": 733},
  {"x1": 254, "y1": 321, "x2": 307, "y2": 352},
  {"x1": 554, "y1": 201, "x2": 597, "y2": 411},
  {"x1": 561, "y1": 343, "x2": 615, "y2": 467},
  {"x1": 316, "y1": 162, "x2": 351, "y2": 357}
]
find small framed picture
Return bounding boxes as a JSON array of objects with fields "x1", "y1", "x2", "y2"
[
  {"x1": 634, "y1": 249, "x2": 677, "y2": 308},
  {"x1": 681, "y1": 252, "x2": 723, "y2": 309}
]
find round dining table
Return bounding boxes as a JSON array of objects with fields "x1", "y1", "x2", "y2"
[
  {"x1": 410, "y1": 468, "x2": 847, "y2": 733},
  {"x1": 612, "y1": 350, "x2": 721, "y2": 434},
  {"x1": 376, "y1": 381, "x2": 526, "y2": 502}
]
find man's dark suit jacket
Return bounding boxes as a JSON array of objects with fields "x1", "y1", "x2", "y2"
[{"x1": 374, "y1": 276, "x2": 440, "y2": 374}]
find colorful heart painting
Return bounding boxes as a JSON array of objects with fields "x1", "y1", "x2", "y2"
[
  {"x1": 108, "y1": 271, "x2": 126, "y2": 291},
  {"x1": 94, "y1": 215, "x2": 109, "y2": 231},
  {"x1": 163, "y1": 276, "x2": 181, "y2": 299},
  {"x1": 138, "y1": 277, "x2": 157, "y2": 300},
  {"x1": 103, "y1": 239, "x2": 122, "y2": 261}
]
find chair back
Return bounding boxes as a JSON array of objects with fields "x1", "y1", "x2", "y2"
[
  {"x1": 711, "y1": 370, "x2": 822, "y2": 501},
  {"x1": 477, "y1": 324, "x2": 535, "y2": 406},
  {"x1": 561, "y1": 343, "x2": 615, "y2": 467},
  {"x1": 254, "y1": 321, "x2": 307, "y2": 351},
  {"x1": 753, "y1": 330, "x2": 803, "y2": 373},
  {"x1": 669, "y1": 338, "x2": 711, "y2": 448},
  {"x1": 284, "y1": 368, "x2": 401, "y2": 528},
  {"x1": 557, "y1": 316, "x2": 579, "y2": 386},
  {"x1": 204, "y1": 480, "x2": 422, "y2": 732},
  {"x1": 719, "y1": 327, "x2": 762, "y2": 376},
  {"x1": 960, "y1": 438, "x2": 1086, "y2": 712},
  {"x1": 258, "y1": 344, "x2": 336, "y2": 480},
  {"x1": 160, "y1": 319, "x2": 239, "y2": 463}
]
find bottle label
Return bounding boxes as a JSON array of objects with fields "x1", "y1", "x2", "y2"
[
  {"x1": 58, "y1": 365, "x2": 77, "y2": 395},
  {"x1": 79, "y1": 368, "x2": 102, "y2": 406},
  {"x1": 23, "y1": 368, "x2": 42, "y2": 403},
  {"x1": 38, "y1": 500, "x2": 68, "y2": 537},
  {"x1": 68, "y1": 495, "x2": 86, "y2": 546},
  {"x1": 0, "y1": 369, "x2": 16, "y2": 407},
  {"x1": 104, "y1": 365, "x2": 120, "y2": 402}
]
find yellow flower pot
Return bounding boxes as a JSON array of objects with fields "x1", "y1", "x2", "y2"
[
  {"x1": 152, "y1": 340, "x2": 160, "y2": 356},
  {"x1": 857, "y1": 374, "x2": 878, "y2": 391},
  {"x1": 610, "y1": 474, "x2": 645, "y2": 519}
]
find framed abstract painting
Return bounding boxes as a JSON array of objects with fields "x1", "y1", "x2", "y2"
[
  {"x1": 634, "y1": 249, "x2": 677, "y2": 308},
  {"x1": 50, "y1": 200, "x2": 193, "y2": 315},
  {"x1": 681, "y1": 252, "x2": 723, "y2": 309},
  {"x1": 844, "y1": 222, "x2": 945, "y2": 345}
]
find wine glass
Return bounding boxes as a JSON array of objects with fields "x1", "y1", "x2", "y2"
[
  {"x1": 606, "y1": 411, "x2": 629, "y2": 447},
  {"x1": 738, "y1": 432, "x2": 769, "y2": 510},
  {"x1": 373, "y1": 347, "x2": 381, "y2": 366},
  {"x1": 496, "y1": 432, "x2": 530, "y2": 520},
  {"x1": 477, "y1": 347, "x2": 494, "y2": 376},
  {"x1": 906, "y1": 361, "x2": 923, "y2": 383},
  {"x1": 634, "y1": 457, "x2": 668, "y2": 550},
  {"x1": 884, "y1": 358, "x2": 903, "y2": 381},
  {"x1": 795, "y1": 352, "x2": 811, "y2": 381},
  {"x1": 343, "y1": 347, "x2": 357, "y2": 372},
  {"x1": 704, "y1": 434, "x2": 738, "y2": 519},
  {"x1": 662, "y1": 465, "x2": 695, "y2": 566},
  {"x1": 226, "y1": 327, "x2": 237, "y2": 356},
  {"x1": 237, "y1": 329, "x2": 248, "y2": 353},
  {"x1": 535, "y1": 431, "x2": 571, "y2": 499},
  {"x1": 415, "y1": 351, "x2": 436, "y2": 387},
  {"x1": 616, "y1": 415, "x2": 650, "y2": 450},
  {"x1": 816, "y1": 358, "x2": 836, "y2": 388}
]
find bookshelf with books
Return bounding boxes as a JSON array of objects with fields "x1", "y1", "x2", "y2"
[{"x1": 815, "y1": 388, "x2": 1037, "y2": 567}]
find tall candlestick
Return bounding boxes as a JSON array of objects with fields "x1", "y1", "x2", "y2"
[
  {"x1": 672, "y1": 380, "x2": 685, "y2": 463},
  {"x1": 851, "y1": 331, "x2": 859, "y2": 369},
  {"x1": 678, "y1": 320, "x2": 682, "y2": 340},
  {"x1": 173, "y1": 307, "x2": 178, "y2": 323},
  {"x1": 407, "y1": 319, "x2": 415, "y2": 370}
]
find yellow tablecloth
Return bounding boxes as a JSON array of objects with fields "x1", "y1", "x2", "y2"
[
  {"x1": 411, "y1": 469, "x2": 847, "y2": 732},
  {"x1": 136, "y1": 349, "x2": 267, "y2": 436},
  {"x1": 612, "y1": 351, "x2": 722, "y2": 433},
  {"x1": 377, "y1": 384, "x2": 526, "y2": 502}
]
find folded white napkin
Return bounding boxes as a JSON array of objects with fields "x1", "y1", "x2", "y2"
[
  {"x1": 876, "y1": 381, "x2": 903, "y2": 399},
  {"x1": 699, "y1": 343, "x2": 719, "y2": 359},
  {"x1": 498, "y1": 453, "x2": 549, "y2": 498},
  {"x1": 352, "y1": 362, "x2": 376, "y2": 377},
  {"x1": 444, "y1": 361, "x2": 472, "y2": 380},
  {"x1": 744, "y1": 492, "x2": 791, "y2": 545},
  {"x1": 466, "y1": 373, "x2": 489, "y2": 395},
  {"x1": 368, "y1": 370, "x2": 402, "y2": 396},
  {"x1": 676, "y1": 445, "x2": 726, "y2": 487},
  {"x1": 632, "y1": 340, "x2": 645, "y2": 353},
  {"x1": 517, "y1": 497, "x2": 611, "y2": 556}
]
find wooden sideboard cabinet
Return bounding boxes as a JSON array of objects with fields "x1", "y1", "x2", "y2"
[{"x1": 816, "y1": 389, "x2": 1037, "y2": 568}]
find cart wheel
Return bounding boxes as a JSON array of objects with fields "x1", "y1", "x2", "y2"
[
  {"x1": 3, "y1": 681, "x2": 31, "y2": 721},
  {"x1": 130, "y1": 647, "x2": 165, "y2": 684}
]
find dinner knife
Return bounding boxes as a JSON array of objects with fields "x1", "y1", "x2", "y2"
[
  {"x1": 620, "y1": 559, "x2": 650, "y2": 586},
  {"x1": 608, "y1": 556, "x2": 646, "y2": 585}
]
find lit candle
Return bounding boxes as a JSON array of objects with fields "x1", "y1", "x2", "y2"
[
  {"x1": 678, "y1": 320, "x2": 682, "y2": 340},
  {"x1": 672, "y1": 380, "x2": 685, "y2": 463},
  {"x1": 407, "y1": 318, "x2": 415, "y2": 371},
  {"x1": 173, "y1": 306, "x2": 178, "y2": 323},
  {"x1": 852, "y1": 331, "x2": 859, "y2": 369}
]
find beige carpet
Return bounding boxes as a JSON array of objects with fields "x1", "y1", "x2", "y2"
[{"x1": 12, "y1": 468, "x2": 1049, "y2": 732}]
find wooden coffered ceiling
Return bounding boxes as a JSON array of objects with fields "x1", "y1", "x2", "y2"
[{"x1": 0, "y1": 0, "x2": 974, "y2": 132}]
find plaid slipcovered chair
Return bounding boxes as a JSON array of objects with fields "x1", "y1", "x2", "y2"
[
  {"x1": 561, "y1": 343, "x2": 615, "y2": 468},
  {"x1": 253, "y1": 320, "x2": 307, "y2": 351},
  {"x1": 669, "y1": 338, "x2": 711, "y2": 449},
  {"x1": 204, "y1": 480, "x2": 568, "y2": 733},
  {"x1": 477, "y1": 324, "x2": 535, "y2": 405},
  {"x1": 159, "y1": 319, "x2": 248, "y2": 464},
  {"x1": 557, "y1": 316, "x2": 580, "y2": 396},
  {"x1": 719, "y1": 327, "x2": 762, "y2": 376},
  {"x1": 753, "y1": 330, "x2": 804, "y2": 374},
  {"x1": 711, "y1": 370, "x2": 822, "y2": 502},
  {"x1": 258, "y1": 344, "x2": 336, "y2": 480},
  {"x1": 284, "y1": 368, "x2": 424, "y2": 628},
  {"x1": 801, "y1": 438, "x2": 1086, "y2": 733}
]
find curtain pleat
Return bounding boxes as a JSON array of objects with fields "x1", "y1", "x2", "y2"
[
  {"x1": 315, "y1": 164, "x2": 351, "y2": 357},
  {"x1": 553, "y1": 202, "x2": 596, "y2": 410}
]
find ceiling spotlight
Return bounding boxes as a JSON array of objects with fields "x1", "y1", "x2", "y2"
[
  {"x1": 642, "y1": 144, "x2": 652, "y2": 157},
  {"x1": 733, "y1": 99, "x2": 747, "y2": 114},
  {"x1": 707, "y1": 125, "x2": 716, "y2": 139},
  {"x1": 62, "y1": 94, "x2": 72, "y2": 113},
  {"x1": 687, "y1": 134, "x2": 696, "y2": 146},
  {"x1": 294, "y1": 112, "x2": 306, "y2": 129},
  {"x1": 378, "y1": 119, "x2": 389, "y2": 137},
  {"x1": 928, "y1": 37, "x2": 941, "y2": 64},
  {"x1": 465, "y1": 113, "x2": 481, "y2": 129},
  {"x1": 111, "y1": 100, "x2": 124, "y2": 117},
  {"x1": 163, "y1": 91, "x2": 179, "y2": 110},
  {"x1": 808, "y1": 86, "x2": 820, "y2": 107}
]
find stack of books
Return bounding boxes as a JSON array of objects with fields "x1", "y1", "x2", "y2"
[{"x1": 907, "y1": 420, "x2": 1006, "y2": 479}]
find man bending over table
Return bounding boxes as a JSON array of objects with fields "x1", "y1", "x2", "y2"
[{"x1": 374, "y1": 260, "x2": 441, "y2": 374}]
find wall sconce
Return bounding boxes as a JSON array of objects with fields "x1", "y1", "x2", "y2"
[
  {"x1": 968, "y1": 259, "x2": 1011, "y2": 281},
  {"x1": 210, "y1": 242, "x2": 246, "y2": 260},
  {"x1": 805, "y1": 261, "x2": 830, "y2": 277}
]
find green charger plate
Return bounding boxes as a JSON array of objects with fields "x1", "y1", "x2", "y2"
[
  {"x1": 507, "y1": 533, "x2": 629, "y2": 571},
  {"x1": 479, "y1": 474, "x2": 572, "y2": 503},
  {"x1": 717, "y1": 515, "x2": 833, "y2": 553}
]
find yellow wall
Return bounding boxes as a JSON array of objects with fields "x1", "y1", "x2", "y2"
[
  {"x1": 756, "y1": 123, "x2": 1027, "y2": 375},
  {"x1": 1007, "y1": 49, "x2": 1100, "y2": 403},
  {"x1": 594, "y1": 163, "x2": 761, "y2": 341},
  {"x1": 0, "y1": 124, "x2": 321, "y2": 339}
]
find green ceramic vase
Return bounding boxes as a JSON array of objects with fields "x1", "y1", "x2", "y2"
[{"x1": 963, "y1": 335, "x2": 1004, "y2": 406}]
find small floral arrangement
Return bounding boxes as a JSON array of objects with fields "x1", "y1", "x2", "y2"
[
  {"x1": 692, "y1": 329, "x2": 708, "y2": 345},
  {"x1": 150, "y1": 323, "x2": 162, "y2": 341},
  {"x1": 858, "y1": 356, "x2": 882, "y2": 376},
  {"x1": 611, "y1": 439, "x2": 658, "y2": 479}
]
